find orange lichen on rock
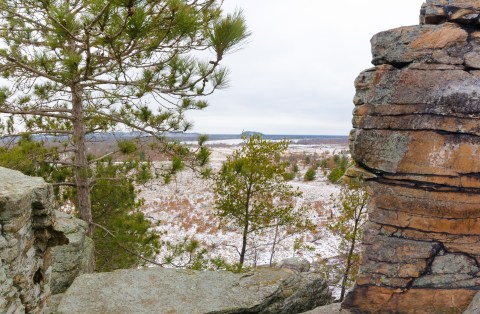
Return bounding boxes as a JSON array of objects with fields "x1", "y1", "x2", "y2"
[
  {"x1": 343, "y1": 1, "x2": 480, "y2": 313},
  {"x1": 343, "y1": 286, "x2": 477, "y2": 314},
  {"x1": 410, "y1": 23, "x2": 468, "y2": 49}
]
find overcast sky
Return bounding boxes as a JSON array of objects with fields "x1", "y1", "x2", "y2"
[{"x1": 187, "y1": 0, "x2": 424, "y2": 135}]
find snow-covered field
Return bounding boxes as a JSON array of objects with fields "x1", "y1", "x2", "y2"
[{"x1": 139, "y1": 143, "x2": 348, "y2": 269}]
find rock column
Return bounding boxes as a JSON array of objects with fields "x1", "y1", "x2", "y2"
[
  {"x1": 0, "y1": 167, "x2": 66, "y2": 313},
  {"x1": 343, "y1": 1, "x2": 480, "y2": 313}
]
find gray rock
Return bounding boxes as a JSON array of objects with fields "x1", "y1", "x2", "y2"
[
  {"x1": 350, "y1": 129, "x2": 410, "y2": 174},
  {"x1": 464, "y1": 292, "x2": 480, "y2": 314},
  {"x1": 0, "y1": 167, "x2": 64, "y2": 314},
  {"x1": 413, "y1": 274, "x2": 480, "y2": 288},
  {"x1": 45, "y1": 294, "x2": 64, "y2": 314},
  {"x1": 411, "y1": 253, "x2": 480, "y2": 288},
  {"x1": 302, "y1": 303, "x2": 352, "y2": 314},
  {"x1": 57, "y1": 267, "x2": 331, "y2": 314},
  {"x1": 465, "y1": 50, "x2": 480, "y2": 69},
  {"x1": 431, "y1": 253, "x2": 479, "y2": 275},
  {"x1": 277, "y1": 257, "x2": 311, "y2": 272},
  {"x1": 0, "y1": 166, "x2": 52, "y2": 220},
  {"x1": 50, "y1": 211, "x2": 95, "y2": 294}
]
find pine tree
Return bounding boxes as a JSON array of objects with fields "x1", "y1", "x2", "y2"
[
  {"x1": 0, "y1": 137, "x2": 160, "y2": 270},
  {"x1": 214, "y1": 135, "x2": 311, "y2": 269},
  {"x1": 0, "y1": 0, "x2": 249, "y2": 233},
  {"x1": 328, "y1": 181, "x2": 368, "y2": 301}
]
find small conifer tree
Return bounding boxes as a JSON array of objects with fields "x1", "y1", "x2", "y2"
[
  {"x1": 214, "y1": 135, "x2": 311, "y2": 269},
  {"x1": 328, "y1": 181, "x2": 368, "y2": 301},
  {"x1": 304, "y1": 167, "x2": 316, "y2": 181}
]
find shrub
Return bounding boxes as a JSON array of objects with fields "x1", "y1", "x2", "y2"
[
  {"x1": 328, "y1": 167, "x2": 345, "y2": 183},
  {"x1": 327, "y1": 154, "x2": 350, "y2": 183},
  {"x1": 283, "y1": 172, "x2": 296, "y2": 181},
  {"x1": 293, "y1": 163, "x2": 299, "y2": 173},
  {"x1": 304, "y1": 167, "x2": 316, "y2": 181}
]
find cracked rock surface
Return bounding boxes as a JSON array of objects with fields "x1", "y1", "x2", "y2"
[{"x1": 343, "y1": 1, "x2": 480, "y2": 313}]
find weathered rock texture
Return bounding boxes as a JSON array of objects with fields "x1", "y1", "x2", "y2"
[
  {"x1": 50, "y1": 211, "x2": 94, "y2": 294},
  {"x1": 464, "y1": 291, "x2": 480, "y2": 314},
  {"x1": 343, "y1": 1, "x2": 480, "y2": 313},
  {"x1": 0, "y1": 167, "x2": 67, "y2": 313},
  {"x1": 56, "y1": 266, "x2": 331, "y2": 314},
  {"x1": 302, "y1": 303, "x2": 345, "y2": 314}
]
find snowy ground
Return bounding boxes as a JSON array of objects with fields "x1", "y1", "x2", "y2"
[{"x1": 138, "y1": 143, "x2": 347, "y2": 269}]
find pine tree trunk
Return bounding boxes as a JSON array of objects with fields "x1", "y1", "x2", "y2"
[
  {"x1": 340, "y1": 217, "x2": 360, "y2": 302},
  {"x1": 239, "y1": 219, "x2": 248, "y2": 268},
  {"x1": 239, "y1": 183, "x2": 252, "y2": 269},
  {"x1": 72, "y1": 85, "x2": 93, "y2": 236},
  {"x1": 269, "y1": 223, "x2": 279, "y2": 266}
]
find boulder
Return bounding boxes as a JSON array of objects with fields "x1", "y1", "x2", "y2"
[
  {"x1": 276, "y1": 257, "x2": 310, "y2": 272},
  {"x1": 56, "y1": 267, "x2": 331, "y2": 314},
  {"x1": 50, "y1": 211, "x2": 95, "y2": 294},
  {"x1": 45, "y1": 294, "x2": 64, "y2": 314}
]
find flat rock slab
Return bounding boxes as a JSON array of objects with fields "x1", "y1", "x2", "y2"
[{"x1": 57, "y1": 267, "x2": 330, "y2": 314}]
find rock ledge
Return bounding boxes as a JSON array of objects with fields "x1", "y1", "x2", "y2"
[{"x1": 56, "y1": 266, "x2": 331, "y2": 314}]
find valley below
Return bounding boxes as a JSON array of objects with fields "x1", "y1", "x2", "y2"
[{"x1": 138, "y1": 139, "x2": 349, "y2": 282}]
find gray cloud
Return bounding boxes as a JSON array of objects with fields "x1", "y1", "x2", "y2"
[{"x1": 188, "y1": 0, "x2": 424, "y2": 135}]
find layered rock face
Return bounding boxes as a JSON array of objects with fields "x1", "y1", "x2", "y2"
[
  {"x1": 0, "y1": 167, "x2": 67, "y2": 313},
  {"x1": 343, "y1": 1, "x2": 480, "y2": 313}
]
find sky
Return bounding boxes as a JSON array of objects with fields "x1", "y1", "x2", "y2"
[{"x1": 187, "y1": 0, "x2": 424, "y2": 135}]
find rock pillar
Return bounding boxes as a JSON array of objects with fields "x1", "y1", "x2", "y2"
[
  {"x1": 343, "y1": 1, "x2": 480, "y2": 313},
  {"x1": 0, "y1": 167, "x2": 67, "y2": 313}
]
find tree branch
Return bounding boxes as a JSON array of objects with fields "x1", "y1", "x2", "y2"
[
  {"x1": 0, "y1": 55, "x2": 64, "y2": 84},
  {"x1": 52, "y1": 182, "x2": 76, "y2": 187},
  {"x1": 85, "y1": 1, "x2": 113, "y2": 31},
  {"x1": 0, "y1": 107, "x2": 73, "y2": 120},
  {"x1": 0, "y1": 5, "x2": 55, "y2": 32},
  {"x1": 88, "y1": 152, "x2": 115, "y2": 164}
]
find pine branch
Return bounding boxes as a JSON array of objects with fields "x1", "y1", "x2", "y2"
[
  {"x1": 90, "y1": 221, "x2": 165, "y2": 267},
  {"x1": 0, "y1": 55, "x2": 65, "y2": 84},
  {"x1": 0, "y1": 107, "x2": 73, "y2": 120}
]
